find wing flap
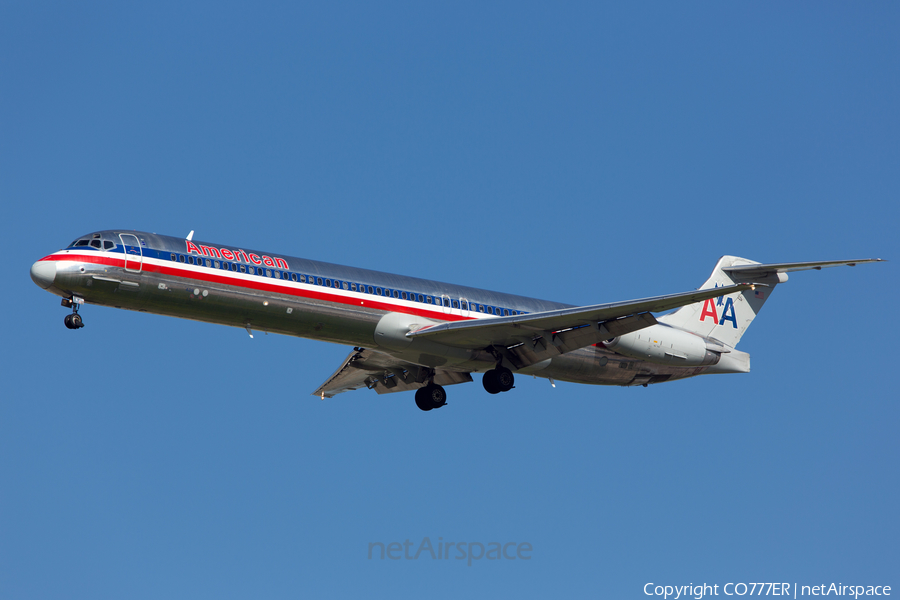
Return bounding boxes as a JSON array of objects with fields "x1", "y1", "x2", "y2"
[
  {"x1": 312, "y1": 347, "x2": 472, "y2": 398},
  {"x1": 496, "y1": 312, "x2": 658, "y2": 369}
]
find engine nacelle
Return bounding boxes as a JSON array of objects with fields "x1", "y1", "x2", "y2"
[{"x1": 604, "y1": 324, "x2": 720, "y2": 367}]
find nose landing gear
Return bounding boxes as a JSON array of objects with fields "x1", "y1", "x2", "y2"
[{"x1": 62, "y1": 297, "x2": 85, "y2": 329}]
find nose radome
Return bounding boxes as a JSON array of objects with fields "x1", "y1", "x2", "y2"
[{"x1": 30, "y1": 260, "x2": 57, "y2": 289}]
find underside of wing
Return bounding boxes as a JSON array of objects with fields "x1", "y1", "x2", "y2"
[
  {"x1": 312, "y1": 347, "x2": 472, "y2": 398},
  {"x1": 406, "y1": 282, "x2": 755, "y2": 369}
]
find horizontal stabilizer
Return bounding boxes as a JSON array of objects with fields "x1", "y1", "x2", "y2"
[{"x1": 723, "y1": 258, "x2": 884, "y2": 277}]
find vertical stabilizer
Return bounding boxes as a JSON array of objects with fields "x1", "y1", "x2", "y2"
[{"x1": 657, "y1": 256, "x2": 784, "y2": 348}]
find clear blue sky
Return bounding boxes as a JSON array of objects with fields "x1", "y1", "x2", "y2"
[{"x1": 2, "y1": 2, "x2": 897, "y2": 598}]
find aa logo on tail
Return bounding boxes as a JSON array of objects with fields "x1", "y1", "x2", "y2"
[{"x1": 699, "y1": 284, "x2": 738, "y2": 328}]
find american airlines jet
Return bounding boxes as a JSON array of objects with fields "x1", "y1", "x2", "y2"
[{"x1": 30, "y1": 230, "x2": 882, "y2": 411}]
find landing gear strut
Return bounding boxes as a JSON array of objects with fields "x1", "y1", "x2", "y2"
[
  {"x1": 62, "y1": 297, "x2": 85, "y2": 330},
  {"x1": 482, "y1": 366, "x2": 515, "y2": 395},
  {"x1": 415, "y1": 383, "x2": 447, "y2": 411}
]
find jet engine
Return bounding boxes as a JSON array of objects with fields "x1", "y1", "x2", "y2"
[{"x1": 603, "y1": 324, "x2": 721, "y2": 367}]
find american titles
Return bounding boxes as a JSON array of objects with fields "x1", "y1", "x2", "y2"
[{"x1": 185, "y1": 240, "x2": 289, "y2": 270}]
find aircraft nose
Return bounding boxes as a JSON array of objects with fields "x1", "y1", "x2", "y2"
[{"x1": 30, "y1": 260, "x2": 57, "y2": 289}]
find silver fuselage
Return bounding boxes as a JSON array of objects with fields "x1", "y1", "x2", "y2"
[{"x1": 32, "y1": 230, "x2": 714, "y2": 388}]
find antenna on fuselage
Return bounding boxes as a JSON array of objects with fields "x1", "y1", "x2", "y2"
[{"x1": 186, "y1": 230, "x2": 194, "y2": 241}]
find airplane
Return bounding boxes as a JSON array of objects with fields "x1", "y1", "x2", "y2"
[{"x1": 30, "y1": 229, "x2": 883, "y2": 411}]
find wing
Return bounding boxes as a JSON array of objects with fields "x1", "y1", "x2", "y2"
[
  {"x1": 312, "y1": 347, "x2": 472, "y2": 398},
  {"x1": 407, "y1": 282, "x2": 757, "y2": 369}
]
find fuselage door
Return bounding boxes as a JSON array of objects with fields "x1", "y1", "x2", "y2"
[
  {"x1": 119, "y1": 234, "x2": 143, "y2": 273},
  {"x1": 459, "y1": 297, "x2": 470, "y2": 318}
]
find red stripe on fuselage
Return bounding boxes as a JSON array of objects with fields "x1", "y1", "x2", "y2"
[{"x1": 41, "y1": 253, "x2": 476, "y2": 323}]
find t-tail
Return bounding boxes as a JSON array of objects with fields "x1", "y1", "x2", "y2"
[
  {"x1": 607, "y1": 256, "x2": 884, "y2": 376},
  {"x1": 657, "y1": 255, "x2": 784, "y2": 349}
]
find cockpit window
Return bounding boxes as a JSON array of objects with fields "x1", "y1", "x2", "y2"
[
  {"x1": 103, "y1": 241, "x2": 115, "y2": 250},
  {"x1": 74, "y1": 240, "x2": 90, "y2": 247},
  {"x1": 90, "y1": 240, "x2": 101, "y2": 249}
]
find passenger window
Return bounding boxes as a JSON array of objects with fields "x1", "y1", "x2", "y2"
[
  {"x1": 343, "y1": 282, "x2": 349, "y2": 290},
  {"x1": 426, "y1": 296, "x2": 432, "y2": 304},
  {"x1": 214, "y1": 261, "x2": 220, "y2": 269},
  {"x1": 350, "y1": 283, "x2": 356, "y2": 291},
  {"x1": 452, "y1": 300, "x2": 459, "y2": 309},
  {"x1": 292, "y1": 273, "x2": 298, "y2": 282},
  {"x1": 317, "y1": 277, "x2": 323, "y2": 285},
  {"x1": 206, "y1": 259, "x2": 212, "y2": 268},
  {"x1": 170, "y1": 253, "x2": 176, "y2": 261},
  {"x1": 368, "y1": 286, "x2": 374, "y2": 294},
  {"x1": 239, "y1": 265, "x2": 246, "y2": 273},
  {"x1": 478, "y1": 305, "x2": 484, "y2": 312},
  {"x1": 179, "y1": 255, "x2": 186, "y2": 263},
  {"x1": 503, "y1": 309, "x2": 509, "y2": 316},
  {"x1": 231, "y1": 263, "x2": 237, "y2": 271},
  {"x1": 393, "y1": 290, "x2": 400, "y2": 299},
  {"x1": 375, "y1": 288, "x2": 383, "y2": 296},
  {"x1": 400, "y1": 292, "x2": 407, "y2": 300}
]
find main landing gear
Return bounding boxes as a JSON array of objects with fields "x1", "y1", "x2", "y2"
[
  {"x1": 415, "y1": 383, "x2": 447, "y2": 412},
  {"x1": 414, "y1": 366, "x2": 515, "y2": 411},
  {"x1": 62, "y1": 297, "x2": 85, "y2": 330},
  {"x1": 482, "y1": 366, "x2": 515, "y2": 395}
]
